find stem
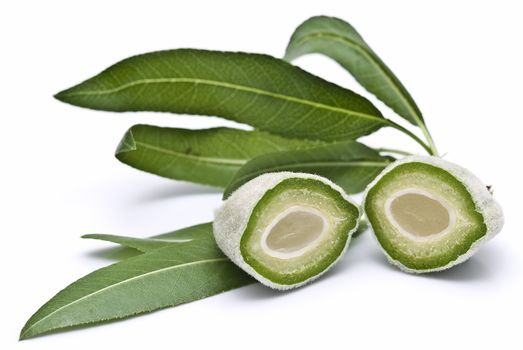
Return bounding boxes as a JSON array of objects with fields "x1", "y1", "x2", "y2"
[
  {"x1": 386, "y1": 119, "x2": 434, "y2": 155},
  {"x1": 376, "y1": 148, "x2": 412, "y2": 156},
  {"x1": 419, "y1": 124, "x2": 439, "y2": 156}
]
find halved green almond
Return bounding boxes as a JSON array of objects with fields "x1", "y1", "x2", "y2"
[
  {"x1": 213, "y1": 172, "x2": 359, "y2": 290},
  {"x1": 363, "y1": 156, "x2": 504, "y2": 273}
]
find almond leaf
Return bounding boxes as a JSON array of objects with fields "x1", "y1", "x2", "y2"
[
  {"x1": 56, "y1": 49, "x2": 388, "y2": 141},
  {"x1": 20, "y1": 237, "x2": 253, "y2": 340},
  {"x1": 115, "y1": 125, "x2": 320, "y2": 187}
]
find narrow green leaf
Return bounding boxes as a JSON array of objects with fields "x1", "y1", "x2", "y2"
[
  {"x1": 147, "y1": 222, "x2": 213, "y2": 241},
  {"x1": 20, "y1": 238, "x2": 253, "y2": 340},
  {"x1": 285, "y1": 16, "x2": 439, "y2": 155},
  {"x1": 55, "y1": 49, "x2": 388, "y2": 141},
  {"x1": 285, "y1": 16, "x2": 424, "y2": 127},
  {"x1": 83, "y1": 222, "x2": 214, "y2": 252},
  {"x1": 83, "y1": 234, "x2": 192, "y2": 252},
  {"x1": 88, "y1": 218, "x2": 369, "y2": 255},
  {"x1": 223, "y1": 141, "x2": 393, "y2": 198},
  {"x1": 116, "y1": 125, "x2": 320, "y2": 187}
]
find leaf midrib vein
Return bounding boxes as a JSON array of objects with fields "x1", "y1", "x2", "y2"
[
  {"x1": 21, "y1": 257, "x2": 229, "y2": 337},
  {"x1": 293, "y1": 31, "x2": 423, "y2": 126},
  {"x1": 133, "y1": 141, "x2": 247, "y2": 166},
  {"x1": 87, "y1": 235, "x2": 193, "y2": 244},
  {"x1": 62, "y1": 78, "x2": 386, "y2": 124}
]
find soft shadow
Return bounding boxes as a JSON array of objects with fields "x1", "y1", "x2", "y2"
[
  {"x1": 365, "y1": 249, "x2": 402, "y2": 272},
  {"x1": 134, "y1": 182, "x2": 221, "y2": 203},
  {"x1": 325, "y1": 232, "x2": 375, "y2": 274},
  {"x1": 367, "y1": 242, "x2": 504, "y2": 282},
  {"x1": 421, "y1": 258, "x2": 491, "y2": 281},
  {"x1": 421, "y1": 244, "x2": 504, "y2": 282},
  {"x1": 235, "y1": 282, "x2": 296, "y2": 301},
  {"x1": 348, "y1": 230, "x2": 370, "y2": 247},
  {"x1": 85, "y1": 246, "x2": 141, "y2": 261}
]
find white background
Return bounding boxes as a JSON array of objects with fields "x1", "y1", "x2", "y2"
[{"x1": 2, "y1": 0, "x2": 522, "y2": 349}]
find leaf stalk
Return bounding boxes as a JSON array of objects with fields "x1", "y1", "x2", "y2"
[
  {"x1": 376, "y1": 148, "x2": 412, "y2": 157},
  {"x1": 386, "y1": 120, "x2": 434, "y2": 155},
  {"x1": 419, "y1": 124, "x2": 439, "y2": 156}
]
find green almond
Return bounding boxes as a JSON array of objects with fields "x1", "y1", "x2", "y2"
[
  {"x1": 363, "y1": 156, "x2": 504, "y2": 272},
  {"x1": 214, "y1": 172, "x2": 360, "y2": 290}
]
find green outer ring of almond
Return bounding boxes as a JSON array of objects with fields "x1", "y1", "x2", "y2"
[
  {"x1": 362, "y1": 155, "x2": 504, "y2": 273},
  {"x1": 213, "y1": 172, "x2": 360, "y2": 290}
]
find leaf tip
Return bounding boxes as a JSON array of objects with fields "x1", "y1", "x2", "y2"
[
  {"x1": 53, "y1": 92, "x2": 65, "y2": 102},
  {"x1": 222, "y1": 185, "x2": 235, "y2": 200},
  {"x1": 19, "y1": 324, "x2": 32, "y2": 341},
  {"x1": 115, "y1": 127, "x2": 137, "y2": 156},
  {"x1": 53, "y1": 87, "x2": 73, "y2": 104}
]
